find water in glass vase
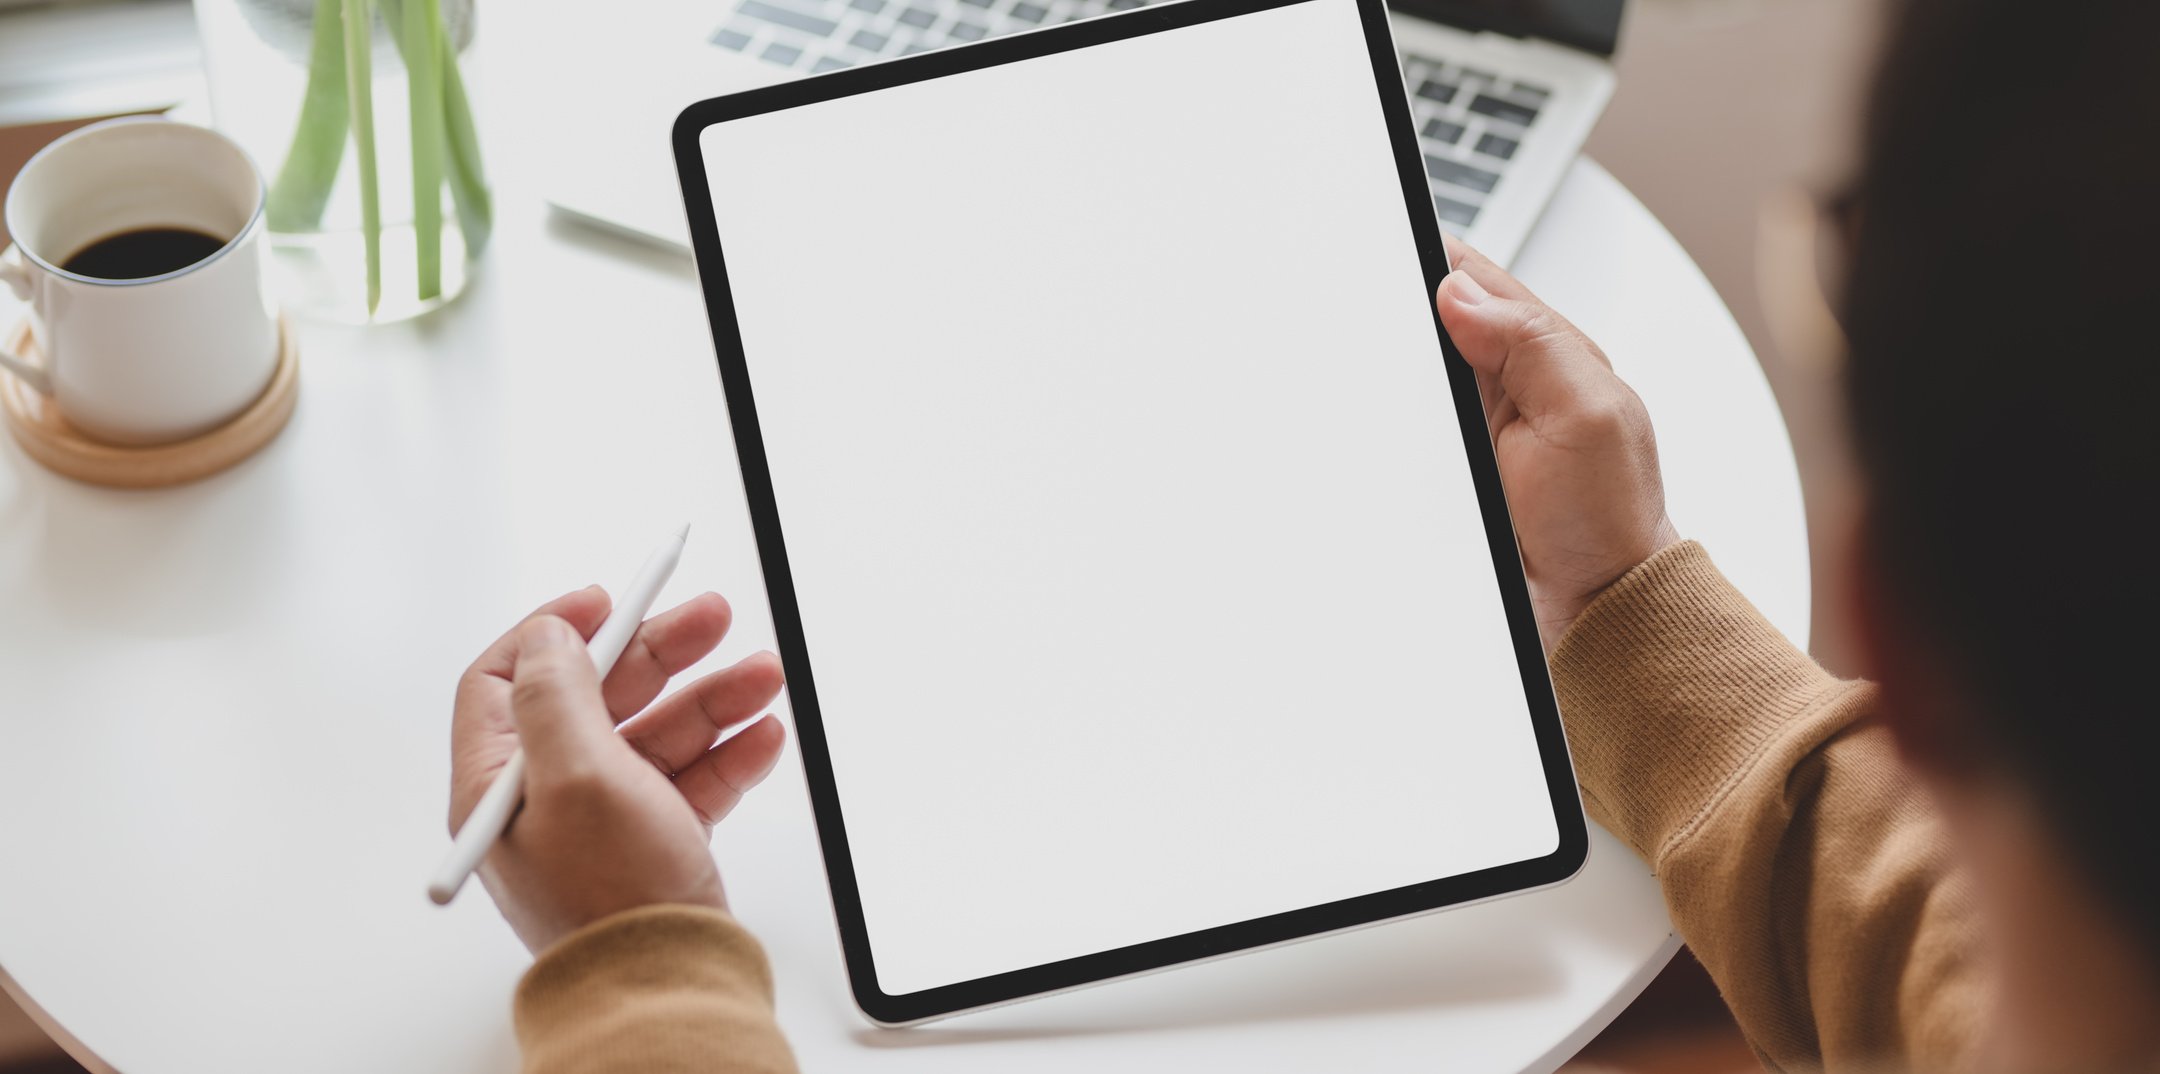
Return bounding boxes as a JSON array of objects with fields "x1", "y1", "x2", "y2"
[{"x1": 194, "y1": 0, "x2": 491, "y2": 323}]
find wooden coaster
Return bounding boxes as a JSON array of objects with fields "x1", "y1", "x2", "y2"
[{"x1": 1, "y1": 316, "x2": 299, "y2": 489}]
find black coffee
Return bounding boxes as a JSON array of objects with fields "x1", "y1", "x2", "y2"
[{"x1": 61, "y1": 227, "x2": 227, "y2": 280}]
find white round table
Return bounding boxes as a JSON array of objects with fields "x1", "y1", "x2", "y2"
[{"x1": 0, "y1": 149, "x2": 1808, "y2": 1071}]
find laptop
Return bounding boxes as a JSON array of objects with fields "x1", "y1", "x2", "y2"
[{"x1": 538, "y1": 0, "x2": 1624, "y2": 267}]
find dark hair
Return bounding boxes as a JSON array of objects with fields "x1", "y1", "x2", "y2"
[{"x1": 1843, "y1": 0, "x2": 2160, "y2": 964}]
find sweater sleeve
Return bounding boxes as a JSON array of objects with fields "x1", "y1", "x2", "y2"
[
  {"x1": 514, "y1": 905, "x2": 800, "y2": 1074},
  {"x1": 1549, "y1": 541, "x2": 1985, "y2": 1073}
]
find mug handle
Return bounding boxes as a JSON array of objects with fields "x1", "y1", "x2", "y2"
[{"x1": 0, "y1": 245, "x2": 55, "y2": 397}]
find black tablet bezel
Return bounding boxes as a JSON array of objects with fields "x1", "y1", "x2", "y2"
[{"x1": 672, "y1": 0, "x2": 1588, "y2": 1026}]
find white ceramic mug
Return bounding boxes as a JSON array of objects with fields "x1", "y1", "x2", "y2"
[{"x1": 0, "y1": 117, "x2": 279, "y2": 446}]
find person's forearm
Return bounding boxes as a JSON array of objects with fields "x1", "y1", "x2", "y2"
[
  {"x1": 515, "y1": 905, "x2": 799, "y2": 1074},
  {"x1": 1551, "y1": 542, "x2": 1984, "y2": 1072}
]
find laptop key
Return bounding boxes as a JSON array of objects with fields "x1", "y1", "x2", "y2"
[
  {"x1": 1010, "y1": 1, "x2": 1047, "y2": 19},
  {"x1": 762, "y1": 40, "x2": 803, "y2": 64},
  {"x1": 1506, "y1": 82, "x2": 1551, "y2": 106},
  {"x1": 1424, "y1": 154, "x2": 1500, "y2": 194},
  {"x1": 1433, "y1": 195, "x2": 1479, "y2": 227},
  {"x1": 950, "y1": 20, "x2": 988, "y2": 39},
  {"x1": 1475, "y1": 132, "x2": 1518, "y2": 160},
  {"x1": 898, "y1": 7, "x2": 937, "y2": 27},
  {"x1": 1106, "y1": 0, "x2": 1142, "y2": 9},
  {"x1": 849, "y1": 27, "x2": 888, "y2": 49},
  {"x1": 1414, "y1": 79, "x2": 1456, "y2": 104},
  {"x1": 849, "y1": 0, "x2": 885, "y2": 11},
  {"x1": 1467, "y1": 93, "x2": 1538, "y2": 127},
  {"x1": 737, "y1": 0, "x2": 839, "y2": 35},
  {"x1": 711, "y1": 27, "x2": 754, "y2": 49},
  {"x1": 1421, "y1": 117, "x2": 1465, "y2": 145},
  {"x1": 811, "y1": 55, "x2": 848, "y2": 72}
]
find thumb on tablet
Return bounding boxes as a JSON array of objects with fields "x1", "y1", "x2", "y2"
[{"x1": 1435, "y1": 265, "x2": 1616, "y2": 426}]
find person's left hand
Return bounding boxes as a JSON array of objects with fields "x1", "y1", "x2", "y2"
[{"x1": 450, "y1": 586, "x2": 787, "y2": 953}]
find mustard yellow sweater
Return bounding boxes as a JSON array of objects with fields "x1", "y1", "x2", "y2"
[{"x1": 513, "y1": 542, "x2": 1981, "y2": 1072}]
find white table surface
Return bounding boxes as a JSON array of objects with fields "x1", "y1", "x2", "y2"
[{"x1": 0, "y1": 101, "x2": 1810, "y2": 1070}]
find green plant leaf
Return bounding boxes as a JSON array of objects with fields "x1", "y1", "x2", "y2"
[
  {"x1": 405, "y1": 0, "x2": 445, "y2": 300},
  {"x1": 264, "y1": 0, "x2": 350, "y2": 233},
  {"x1": 341, "y1": 0, "x2": 382, "y2": 315},
  {"x1": 439, "y1": 43, "x2": 491, "y2": 256},
  {"x1": 382, "y1": 0, "x2": 489, "y2": 262}
]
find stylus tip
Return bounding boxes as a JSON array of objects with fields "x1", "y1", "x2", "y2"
[{"x1": 675, "y1": 522, "x2": 692, "y2": 542}]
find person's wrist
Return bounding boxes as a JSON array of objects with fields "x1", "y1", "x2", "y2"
[
  {"x1": 1641, "y1": 516, "x2": 1682, "y2": 571},
  {"x1": 1546, "y1": 514, "x2": 1676, "y2": 648},
  {"x1": 1592, "y1": 514, "x2": 1683, "y2": 612},
  {"x1": 1537, "y1": 516, "x2": 1683, "y2": 652},
  {"x1": 482, "y1": 857, "x2": 725, "y2": 954}
]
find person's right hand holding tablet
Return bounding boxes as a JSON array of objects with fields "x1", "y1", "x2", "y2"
[{"x1": 1434, "y1": 236, "x2": 1682, "y2": 653}]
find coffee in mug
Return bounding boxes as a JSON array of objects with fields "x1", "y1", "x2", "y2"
[
  {"x1": 61, "y1": 227, "x2": 230, "y2": 281},
  {"x1": 0, "y1": 117, "x2": 281, "y2": 447}
]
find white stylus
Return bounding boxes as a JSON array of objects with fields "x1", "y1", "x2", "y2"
[{"x1": 427, "y1": 524, "x2": 691, "y2": 906}]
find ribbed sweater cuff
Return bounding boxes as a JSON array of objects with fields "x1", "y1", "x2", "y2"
[
  {"x1": 515, "y1": 904, "x2": 793, "y2": 1074},
  {"x1": 1550, "y1": 540, "x2": 1850, "y2": 865}
]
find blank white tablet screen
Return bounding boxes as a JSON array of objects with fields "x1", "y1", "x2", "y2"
[{"x1": 701, "y1": 0, "x2": 1559, "y2": 997}]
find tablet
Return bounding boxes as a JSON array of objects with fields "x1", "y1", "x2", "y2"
[{"x1": 673, "y1": 0, "x2": 1586, "y2": 1026}]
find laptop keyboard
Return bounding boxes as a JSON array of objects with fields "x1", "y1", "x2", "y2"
[
  {"x1": 1402, "y1": 56, "x2": 1548, "y2": 228},
  {"x1": 710, "y1": 0, "x2": 1549, "y2": 228},
  {"x1": 711, "y1": 0, "x2": 1121, "y2": 72}
]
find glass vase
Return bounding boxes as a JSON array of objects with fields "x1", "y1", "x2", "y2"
[{"x1": 193, "y1": 0, "x2": 490, "y2": 324}]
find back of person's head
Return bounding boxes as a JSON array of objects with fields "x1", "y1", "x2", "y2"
[{"x1": 1842, "y1": 0, "x2": 2160, "y2": 969}]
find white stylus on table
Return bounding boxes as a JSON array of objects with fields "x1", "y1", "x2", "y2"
[{"x1": 427, "y1": 524, "x2": 691, "y2": 906}]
